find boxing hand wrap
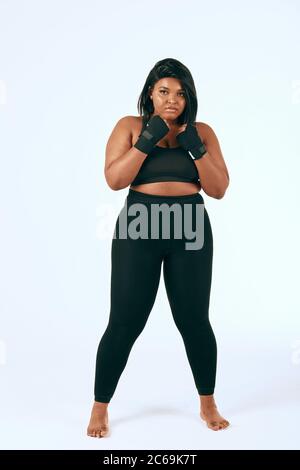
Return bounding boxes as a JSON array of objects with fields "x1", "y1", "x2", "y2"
[
  {"x1": 134, "y1": 115, "x2": 169, "y2": 155},
  {"x1": 176, "y1": 123, "x2": 207, "y2": 160}
]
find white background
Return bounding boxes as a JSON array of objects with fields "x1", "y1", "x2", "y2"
[{"x1": 0, "y1": 0, "x2": 299, "y2": 450}]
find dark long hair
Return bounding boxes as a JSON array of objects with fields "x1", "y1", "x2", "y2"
[{"x1": 137, "y1": 58, "x2": 198, "y2": 132}]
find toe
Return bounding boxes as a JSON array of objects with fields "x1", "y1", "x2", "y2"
[
  {"x1": 101, "y1": 427, "x2": 109, "y2": 437},
  {"x1": 208, "y1": 421, "x2": 220, "y2": 431},
  {"x1": 212, "y1": 426, "x2": 221, "y2": 431},
  {"x1": 222, "y1": 420, "x2": 230, "y2": 428}
]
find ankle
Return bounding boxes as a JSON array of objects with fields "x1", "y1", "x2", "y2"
[
  {"x1": 201, "y1": 403, "x2": 217, "y2": 410},
  {"x1": 199, "y1": 395, "x2": 216, "y2": 407},
  {"x1": 93, "y1": 401, "x2": 109, "y2": 409}
]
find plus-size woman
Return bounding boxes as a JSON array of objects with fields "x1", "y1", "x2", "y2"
[{"x1": 87, "y1": 58, "x2": 230, "y2": 437}]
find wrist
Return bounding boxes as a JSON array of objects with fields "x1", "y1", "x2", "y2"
[{"x1": 188, "y1": 142, "x2": 208, "y2": 160}]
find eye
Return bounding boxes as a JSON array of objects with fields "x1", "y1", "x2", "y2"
[{"x1": 159, "y1": 90, "x2": 185, "y2": 97}]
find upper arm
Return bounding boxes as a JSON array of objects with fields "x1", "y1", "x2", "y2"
[
  {"x1": 196, "y1": 122, "x2": 230, "y2": 181},
  {"x1": 104, "y1": 115, "x2": 133, "y2": 174}
]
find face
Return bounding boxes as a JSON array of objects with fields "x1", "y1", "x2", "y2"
[{"x1": 149, "y1": 77, "x2": 186, "y2": 126}]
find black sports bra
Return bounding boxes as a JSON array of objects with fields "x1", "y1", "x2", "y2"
[{"x1": 131, "y1": 145, "x2": 200, "y2": 185}]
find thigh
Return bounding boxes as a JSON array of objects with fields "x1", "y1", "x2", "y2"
[
  {"x1": 109, "y1": 233, "x2": 163, "y2": 328},
  {"x1": 163, "y1": 208, "x2": 213, "y2": 323}
]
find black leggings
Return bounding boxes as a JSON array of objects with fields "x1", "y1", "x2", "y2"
[{"x1": 94, "y1": 188, "x2": 217, "y2": 402}]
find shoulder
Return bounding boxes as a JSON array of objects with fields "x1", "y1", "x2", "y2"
[
  {"x1": 195, "y1": 121, "x2": 218, "y2": 145},
  {"x1": 195, "y1": 121, "x2": 211, "y2": 132},
  {"x1": 117, "y1": 115, "x2": 140, "y2": 126},
  {"x1": 114, "y1": 115, "x2": 137, "y2": 127},
  {"x1": 114, "y1": 115, "x2": 141, "y2": 134}
]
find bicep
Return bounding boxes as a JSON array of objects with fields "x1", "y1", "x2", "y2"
[
  {"x1": 198, "y1": 123, "x2": 230, "y2": 181},
  {"x1": 104, "y1": 116, "x2": 133, "y2": 173}
]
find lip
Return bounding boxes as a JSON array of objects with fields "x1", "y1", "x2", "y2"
[{"x1": 165, "y1": 108, "x2": 177, "y2": 111}]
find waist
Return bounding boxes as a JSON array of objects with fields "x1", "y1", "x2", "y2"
[{"x1": 127, "y1": 188, "x2": 204, "y2": 205}]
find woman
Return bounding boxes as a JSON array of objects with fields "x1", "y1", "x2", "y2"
[{"x1": 87, "y1": 58, "x2": 230, "y2": 437}]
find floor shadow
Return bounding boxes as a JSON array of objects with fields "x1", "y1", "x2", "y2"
[{"x1": 110, "y1": 404, "x2": 196, "y2": 427}]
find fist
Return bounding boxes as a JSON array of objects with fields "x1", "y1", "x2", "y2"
[{"x1": 152, "y1": 112, "x2": 171, "y2": 130}]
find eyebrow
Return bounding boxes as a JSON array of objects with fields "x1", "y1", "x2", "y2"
[{"x1": 159, "y1": 86, "x2": 185, "y2": 91}]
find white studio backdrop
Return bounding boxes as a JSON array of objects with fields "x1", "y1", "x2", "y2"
[{"x1": 0, "y1": 0, "x2": 299, "y2": 450}]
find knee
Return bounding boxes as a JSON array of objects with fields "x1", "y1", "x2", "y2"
[{"x1": 106, "y1": 320, "x2": 145, "y2": 342}]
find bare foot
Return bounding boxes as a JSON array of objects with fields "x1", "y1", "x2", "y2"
[
  {"x1": 199, "y1": 395, "x2": 230, "y2": 431},
  {"x1": 87, "y1": 401, "x2": 110, "y2": 438}
]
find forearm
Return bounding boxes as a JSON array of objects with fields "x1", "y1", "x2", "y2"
[
  {"x1": 104, "y1": 146, "x2": 147, "y2": 190},
  {"x1": 195, "y1": 152, "x2": 229, "y2": 199}
]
